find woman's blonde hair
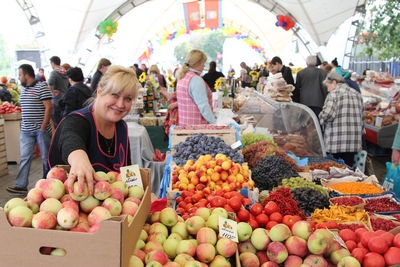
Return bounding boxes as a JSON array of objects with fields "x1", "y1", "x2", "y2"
[
  {"x1": 176, "y1": 49, "x2": 207, "y2": 79},
  {"x1": 88, "y1": 65, "x2": 139, "y2": 105},
  {"x1": 148, "y1": 64, "x2": 160, "y2": 75}
]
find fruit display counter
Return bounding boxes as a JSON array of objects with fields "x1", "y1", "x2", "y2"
[
  {"x1": 3, "y1": 124, "x2": 400, "y2": 267},
  {"x1": 361, "y1": 81, "x2": 400, "y2": 149}
]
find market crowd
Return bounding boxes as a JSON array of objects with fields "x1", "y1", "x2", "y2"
[{"x1": 5, "y1": 50, "x2": 367, "y2": 194}]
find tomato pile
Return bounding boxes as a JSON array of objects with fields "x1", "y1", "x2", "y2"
[
  {"x1": 339, "y1": 227, "x2": 400, "y2": 267},
  {"x1": 0, "y1": 102, "x2": 21, "y2": 114}
]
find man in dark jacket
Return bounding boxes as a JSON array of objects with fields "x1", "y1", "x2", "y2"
[
  {"x1": 270, "y1": 56, "x2": 295, "y2": 86},
  {"x1": 294, "y1": 55, "x2": 328, "y2": 116},
  {"x1": 59, "y1": 67, "x2": 93, "y2": 118},
  {"x1": 48, "y1": 56, "x2": 69, "y2": 127},
  {"x1": 91, "y1": 58, "x2": 111, "y2": 93}
]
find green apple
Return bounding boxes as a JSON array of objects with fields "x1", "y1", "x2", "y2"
[
  {"x1": 128, "y1": 255, "x2": 143, "y2": 267},
  {"x1": 171, "y1": 221, "x2": 188, "y2": 240},
  {"x1": 237, "y1": 222, "x2": 253, "y2": 242},
  {"x1": 330, "y1": 248, "x2": 351, "y2": 265},
  {"x1": 269, "y1": 223, "x2": 292, "y2": 242},
  {"x1": 337, "y1": 256, "x2": 361, "y2": 267},
  {"x1": 250, "y1": 228, "x2": 270, "y2": 250},
  {"x1": 307, "y1": 231, "x2": 330, "y2": 255},
  {"x1": 163, "y1": 238, "x2": 179, "y2": 259}
]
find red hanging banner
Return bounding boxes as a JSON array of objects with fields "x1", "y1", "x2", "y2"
[
  {"x1": 204, "y1": 0, "x2": 222, "y2": 29},
  {"x1": 183, "y1": 2, "x2": 201, "y2": 31}
]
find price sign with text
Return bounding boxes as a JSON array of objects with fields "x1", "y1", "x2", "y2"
[
  {"x1": 120, "y1": 164, "x2": 142, "y2": 188},
  {"x1": 218, "y1": 217, "x2": 238, "y2": 242}
]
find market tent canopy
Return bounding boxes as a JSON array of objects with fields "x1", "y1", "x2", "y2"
[{"x1": 24, "y1": 0, "x2": 365, "y2": 69}]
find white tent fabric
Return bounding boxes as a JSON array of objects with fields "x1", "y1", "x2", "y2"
[{"x1": 27, "y1": 0, "x2": 365, "y2": 69}]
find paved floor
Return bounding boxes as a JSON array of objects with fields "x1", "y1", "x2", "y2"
[{"x1": 0, "y1": 154, "x2": 391, "y2": 208}]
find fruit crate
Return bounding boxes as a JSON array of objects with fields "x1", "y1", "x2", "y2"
[
  {"x1": 362, "y1": 193, "x2": 400, "y2": 215},
  {"x1": 368, "y1": 214, "x2": 400, "y2": 232},
  {"x1": 337, "y1": 221, "x2": 372, "y2": 232},
  {"x1": 166, "y1": 163, "x2": 258, "y2": 208},
  {"x1": 171, "y1": 125, "x2": 237, "y2": 148},
  {"x1": 0, "y1": 168, "x2": 151, "y2": 267},
  {"x1": 329, "y1": 196, "x2": 366, "y2": 210}
]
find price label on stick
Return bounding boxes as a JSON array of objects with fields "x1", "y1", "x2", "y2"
[
  {"x1": 120, "y1": 165, "x2": 143, "y2": 188},
  {"x1": 219, "y1": 217, "x2": 238, "y2": 242}
]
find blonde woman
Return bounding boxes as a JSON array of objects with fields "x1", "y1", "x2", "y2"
[
  {"x1": 148, "y1": 64, "x2": 166, "y2": 87},
  {"x1": 176, "y1": 49, "x2": 216, "y2": 125},
  {"x1": 48, "y1": 65, "x2": 140, "y2": 194}
]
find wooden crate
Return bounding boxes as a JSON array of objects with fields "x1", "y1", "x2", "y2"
[
  {"x1": 0, "y1": 119, "x2": 8, "y2": 176},
  {"x1": 3, "y1": 112, "x2": 22, "y2": 121},
  {"x1": 171, "y1": 126, "x2": 236, "y2": 148}
]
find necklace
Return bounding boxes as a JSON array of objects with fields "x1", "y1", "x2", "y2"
[{"x1": 103, "y1": 136, "x2": 114, "y2": 155}]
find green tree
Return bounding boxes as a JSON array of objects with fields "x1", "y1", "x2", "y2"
[
  {"x1": 360, "y1": 0, "x2": 400, "y2": 59},
  {"x1": 174, "y1": 42, "x2": 193, "y2": 65},
  {"x1": 202, "y1": 30, "x2": 227, "y2": 62},
  {"x1": 0, "y1": 34, "x2": 11, "y2": 76}
]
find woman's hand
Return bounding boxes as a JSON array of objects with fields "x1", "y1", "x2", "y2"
[
  {"x1": 67, "y1": 149, "x2": 100, "y2": 195},
  {"x1": 392, "y1": 149, "x2": 400, "y2": 165},
  {"x1": 168, "y1": 102, "x2": 178, "y2": 110}
]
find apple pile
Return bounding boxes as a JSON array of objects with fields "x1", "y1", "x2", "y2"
[
  {"x1": 171, "y1": 154, "x2": 253, "y2": 193},
  {"x1": 339, "y1": 227, "x2": 400, "y2": 267},
  {"x1": 3, "y1": 166, "x2": 145, "y2": 235},
  {"x1": 130, "y1": 206, "x2": 238, "y2": 267},
  {"x1": 238, "y1": 220, "x2": 361, "y2": 267}
]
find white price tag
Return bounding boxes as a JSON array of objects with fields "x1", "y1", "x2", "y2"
[
  {"x1": 218, "y1": 217, "x2": 238, "y2": 242},
  {"x1": 375, "y1": 116, "x2": 383, "y2": 127},
  {"x1": 327, "y1": 228, "x2": 346, "y2": 248},
  {"x1": 231, "y1": 140, "x2": 242, "y2": 149},
  {"x1": 120, "y1": 165, "x2": 143, "y2": 188}
]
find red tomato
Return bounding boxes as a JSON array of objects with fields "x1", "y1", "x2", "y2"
[
  {"x1": 178, "y1": 201, "x2": 187, "y2": 209},
  {"x1": 266, "y1": 220, "x2": 278, "y2": 230},
  {"x1": 345, "y1": 240, "x2": 357, "y2": 252},
  {"x1": 355, "y1": 228, "x2": 368, "y2": 243},
  {"x1": 242, "y1": 198, "x2": 251, "y2": 207},
  {"x1": 269, "y1": 212, "x2": 283, "y2": 223},
  {"x1": 182, "y1": 191, "x2": 194, "y2": 198},
  {"x1": 368, "y1": 236, "x2": 389, "y2": 254},
  {"x1": 351, "y1": 248, "x2": 367, "y2": 264},
  {"x1": 210, "y1": 196, "x2": 227, "y2": 207},
  {"x1": 228, "y1": 197, "x2": 242, "y2": 212},
  {"x1": 184, "y1": 196, "x2": 193, "y2": 204},
  {"x1": 339, "y1": 229, "x2": 357, "y2": 242},
  {"x1": 264, "y1": 201, "x2": 279, "y2": 215},
  {"x1": 223, "y1": 192, "x2": 232, "y2": 199},
  {"x1": 375, "y1": 230, "x2": 386, "y2": 236},
  {"x1": 384, "y1": 247, "x2": 400, "y2": 266},
  {"x1": 351, "y1": 247, "x2": 366, "y2": 264},
  {"x1": 176, "y1": 196, "x2": 184, "y2": 204},
  {"x1": 250, "y1": 203, "x2": 263, "y2": 216},
  {"x1": 363, "y1": 252, "x2": 385, "y2": 267},
  {"x1": 380, "y1": 232, "x2": 394, "y2": 247},
  {"x1": 237, "y1": 209, "x2": 250, "y2": 222},
  {"x1": 230, "y1": 192, "x2": 244, "y2": 201},
  {"x1": 282, "y1": 215, "x2": 301, "y2": 229},
  {"x1": 255, "y1": 213, "x2": 269, "y2": 227},
  {"x1": 248, "y1": 219, "x2": 259, "y2": 230},
  {"x1": 393, "y1": 233, "x2": 400, "y2": 248},
  {"x1": 308, "y1": 220, "x2": 317, "y2": 231},
  {"x1": 223, "y1": 205, "x2": 234, "y2": 213},
  {"x1": 361, "y1": 231, "x2": 376, "y2": 248},
  {"x1": 175, "y1": 207, "x2": 185, "y2": 215}
]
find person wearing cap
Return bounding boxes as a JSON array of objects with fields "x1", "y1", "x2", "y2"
[
  {"x1": 319, "y1": 71, "x2": 365, "y2": 167},
  {"x1": 175, "y1": 49, "x2": 216, "y2": 126},
  {"x1": 59, "y1": 67, "x2": 93, "y2": 118}
]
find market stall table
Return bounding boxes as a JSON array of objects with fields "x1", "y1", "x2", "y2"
[{"x1": 127, "y1": 122, "x2": 166, "y2": 196}]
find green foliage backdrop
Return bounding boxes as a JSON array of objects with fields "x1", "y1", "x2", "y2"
[{"x1": 360, "y1": 0, "x2": 400, "y2": 59}]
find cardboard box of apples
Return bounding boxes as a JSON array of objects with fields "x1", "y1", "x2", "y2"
[{"x1": 0, "y1": 166, "x2": 151, "y2": 267}]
